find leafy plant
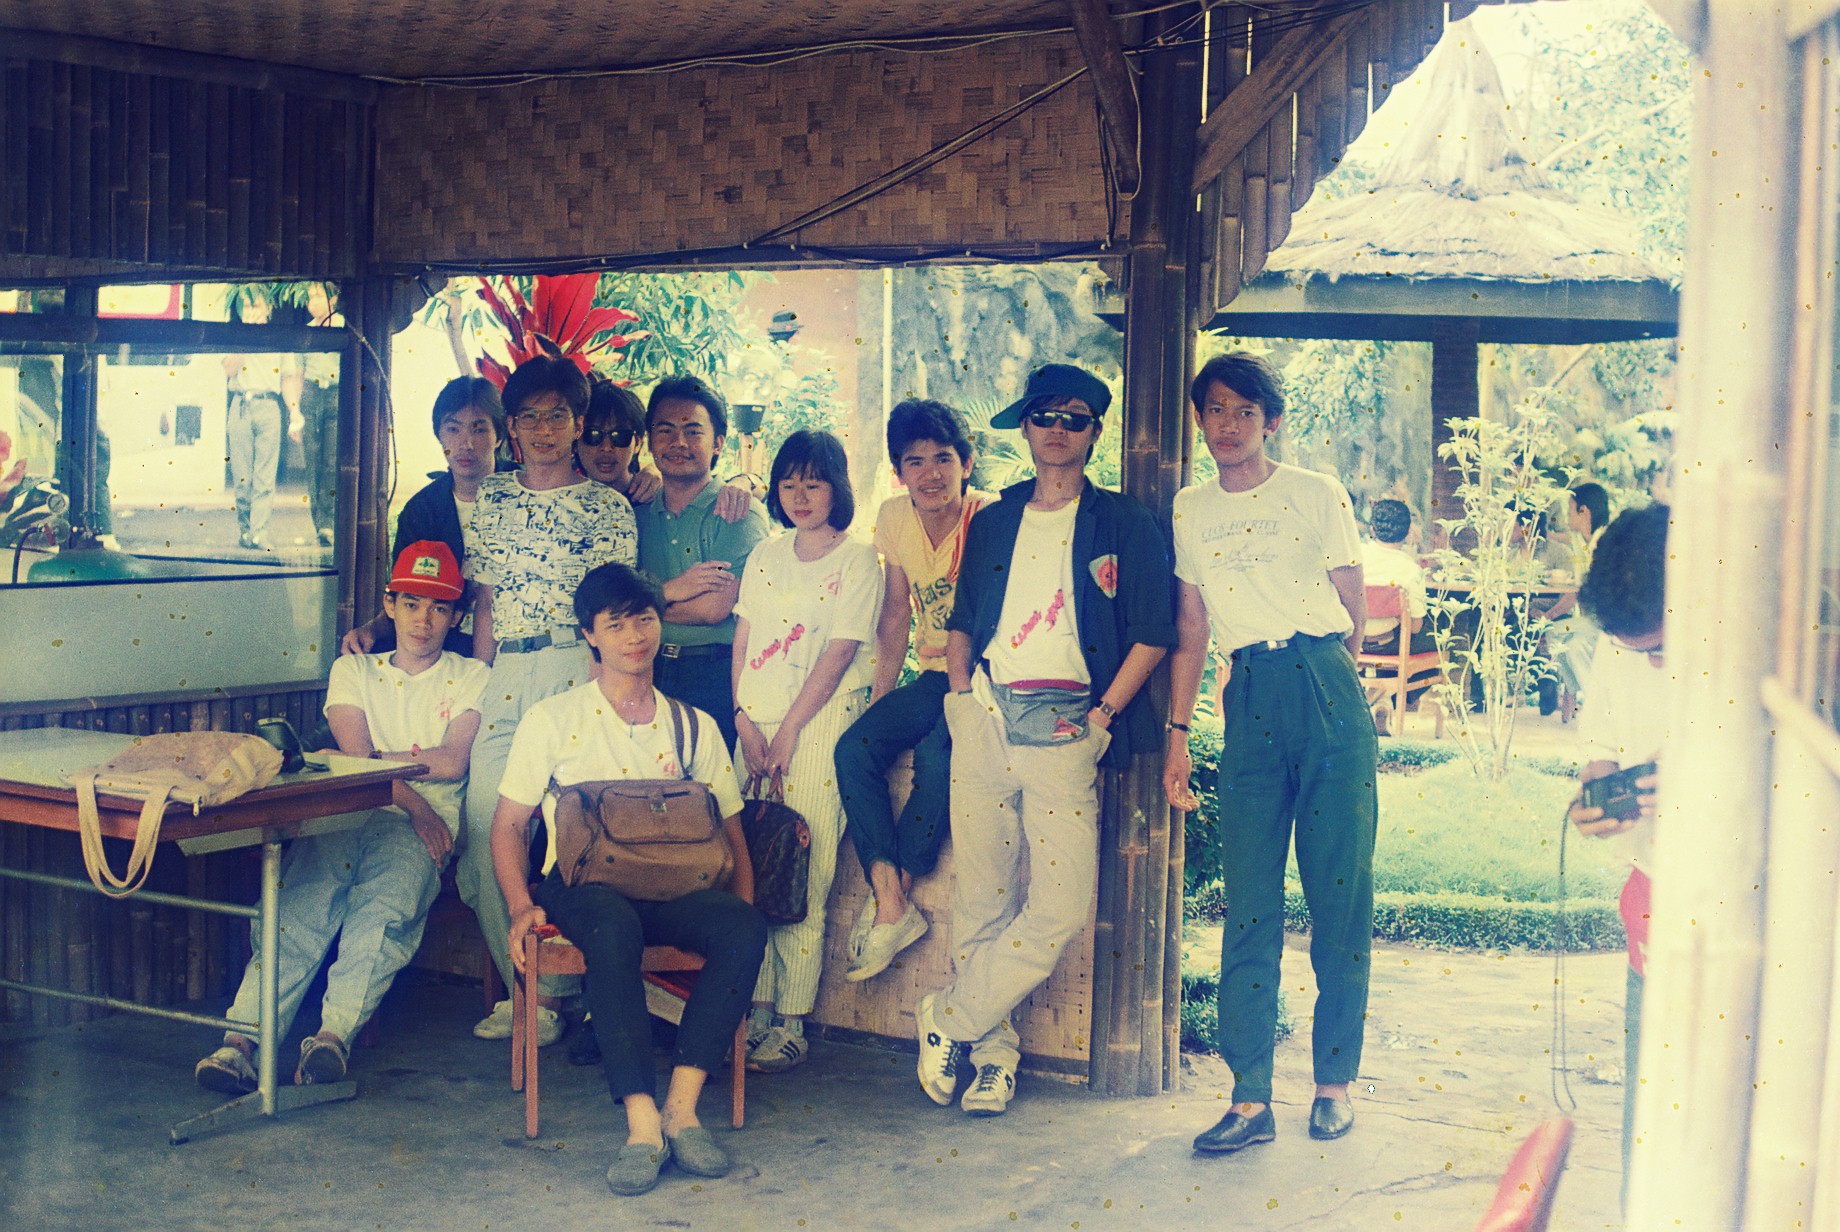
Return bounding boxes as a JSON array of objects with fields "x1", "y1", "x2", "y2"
[
  {"x1": 474, "y1": 274, "x2": 645, "y2": 388},
  {"x1": 1425, "y1": 400, "x2": 1574, "y2": 780}
]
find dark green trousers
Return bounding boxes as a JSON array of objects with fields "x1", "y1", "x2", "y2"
[{"x1": 1215, "y1": 633, "x2": 1378, "y2": 1104}]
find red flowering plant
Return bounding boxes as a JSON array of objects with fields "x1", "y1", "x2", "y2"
[{"x1": 474, "y1": 274, "x2": 648, "y2": 388}]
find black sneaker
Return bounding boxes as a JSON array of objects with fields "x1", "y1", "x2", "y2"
[{"x1": 569, "y1": 1017, "x2": 603, "y2": 1067}]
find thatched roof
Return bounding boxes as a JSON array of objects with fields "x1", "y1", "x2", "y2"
[
  {"x1": 0, "y1": 0, "x2": 1066, "y2": 79},
  {"x1": 1266, "y1": 20, "x2": 1669, "y2": 286}
]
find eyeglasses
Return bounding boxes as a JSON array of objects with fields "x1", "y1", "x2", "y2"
[
  {"x1": 512, "y1": 409, "x2": 575, "y2": 430},
  {"x1": 581, "y1": 428, "x2": 635, "y2": 449},
  {"x1": 1026, "y1": 410, "x2": 1098, "y2": 433}
]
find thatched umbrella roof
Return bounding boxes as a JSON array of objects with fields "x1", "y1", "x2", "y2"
[
  {"x1": 1211, "y1": 18, "x2": 1678, "y2": 344},
  {"x1": 1268, "y1": 27, "x2": 1668, "y2": 286}
]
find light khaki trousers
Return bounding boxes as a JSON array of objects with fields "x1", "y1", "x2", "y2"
[{"x1": 936, "y1": 680, "x2": 1108, "y2": 1071}]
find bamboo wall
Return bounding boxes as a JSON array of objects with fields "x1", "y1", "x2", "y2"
[
  {"x1": 0, "y1": 681, "x2": 326, "y2": 1027},
  {"x1": 372, "y1": 37, "x2": 1114, "y2": 268},
  {"x1": 0, "y1": 39, "x2": 373, "y2": 284}
]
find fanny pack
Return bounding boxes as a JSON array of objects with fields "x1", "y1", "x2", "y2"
[{"x1": 987, "y1": 679, "x2": 1090, "y2": 747}]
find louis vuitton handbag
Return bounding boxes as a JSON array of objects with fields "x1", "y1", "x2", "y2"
[{"x1": 739, "y1": 770, "x2": 811, "y2": 924}]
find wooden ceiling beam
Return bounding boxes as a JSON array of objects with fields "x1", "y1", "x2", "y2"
[
  {"x1": 1188, "y1": 4, "x2": 1363, "y2": 196},
  {"x1": 1062, "y1": 0, "x2": 1140, "y2": 194}
]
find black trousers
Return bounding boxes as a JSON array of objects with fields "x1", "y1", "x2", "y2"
[
  {"x1": 532, "y1": 874, "x2": 766, "y2": 1101},
  {"x1": 656, "y1": 649, "x2": 739, "y2": 752}
]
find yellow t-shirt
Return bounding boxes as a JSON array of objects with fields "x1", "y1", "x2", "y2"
[{"x1": 871, "y1": 490, "x2": 991, "y2": 670}]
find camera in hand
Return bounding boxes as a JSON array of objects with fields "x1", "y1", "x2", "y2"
[{"x1": 1580, "y1": 761, "x2": 1657, "y2": 822}]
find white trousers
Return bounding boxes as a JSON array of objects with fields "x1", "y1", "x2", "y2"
[
  {"x1": 743, "y1": 687, "x2": 867, "y2": 1017},
  {"x1": 224, "y1": 810, "x2": 443, "y2": 1046},
  {"x1": 937, "y1": 683, "x2": 1108, "y2": 1071}
]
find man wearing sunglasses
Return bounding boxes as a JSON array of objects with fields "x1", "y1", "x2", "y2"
[
  {"x1": 914, "y1": 363, "x2": 1175, "y2": 1117},
  {"x1": 633, "y1": 375, "x2": 771, "y2": 753},
  {"x1": 457, "y1": 357, "x2": 640, "y2": 1048}
]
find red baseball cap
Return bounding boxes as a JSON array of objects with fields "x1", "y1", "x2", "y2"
[{"x1": 389, "y1": 541, "x2": 464, "y2": 600}]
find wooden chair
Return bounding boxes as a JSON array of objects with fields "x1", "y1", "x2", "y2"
[
  {"x1": 511, "y1": 924, "x2": 745, "y2": 1139},
  {"x1": 1357, "y1": 584, "x2": 1448, "y2": 738}
]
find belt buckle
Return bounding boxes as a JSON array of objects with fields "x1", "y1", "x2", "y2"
[
  {"x1": 659, "y1": 643, "x2": 682, "y2": 659},
  {"x1": 549, "y1": 626, "x2": 577, "y2": 648}
]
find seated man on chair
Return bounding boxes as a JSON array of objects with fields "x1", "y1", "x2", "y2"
[
  {"x1": 1359, "y1": 498, "x2": 1437, "y2": 733},
  {"x1": 490, "y1": 563, "x2": 765, "y2": 1197},
  {"x1": 195, "y1": 542, "x2": 488, "y2": 1094}
]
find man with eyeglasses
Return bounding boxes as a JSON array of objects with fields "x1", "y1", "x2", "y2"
[
  {"x1": 913, "y1": 363, "x2": 1174, "y2": 1118},
  {"x1": 1565, "y1": 502, "x2": 1671, "y2": 1198},
  {"x1": 1164, "y1": 353, "x2": 1377, "y2": 1155},
  {"x1": 458, "y1": 356, "x2": 639, "y2": 1047},
  {"x1": 633, "y1": 375, "x2": 770, "y2": 753}
]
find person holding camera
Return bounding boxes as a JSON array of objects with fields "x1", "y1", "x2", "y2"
[{"x1": 1566, "y1": 502, "x2": 1673, "y2": 1192}]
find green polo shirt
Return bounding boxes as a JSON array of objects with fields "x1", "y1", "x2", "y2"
[{"x1": 635, "y1": 477, "x2": 771, "y2": 648}]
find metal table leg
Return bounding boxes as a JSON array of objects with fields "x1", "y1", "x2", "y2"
[{"x1": 170, "y1": 836, "x2": 355, "y2": 1143}]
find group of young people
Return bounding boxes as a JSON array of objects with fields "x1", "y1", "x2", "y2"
[{"x1": 198, "y1": 346, "x2": 1646, "y2": 1197}]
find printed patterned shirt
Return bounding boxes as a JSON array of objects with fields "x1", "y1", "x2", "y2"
[{"x1": 468, "y1": 473, "x2": 637, "y2": 642}]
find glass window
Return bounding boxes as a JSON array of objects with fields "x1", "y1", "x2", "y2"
[{"x1": 0, "y1": 288, "x2": 66, "y2": 314}]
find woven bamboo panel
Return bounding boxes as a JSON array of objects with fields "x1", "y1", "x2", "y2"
[
  {"x1": 0, "y1": 52, "x2": 368, "y2": 280},
  {"x1": 808, "y1": 754, "x2": 1096, "y2": 1074},
  {"x1": 0, "y1": 683, "x2": 326, "y2": 1027},
  {"x1": 374, "y1": 39, "x2": 1115, "y2": 266},
  {"x1": 0, "y1": 0, "x2": 1067, "y2": 80}
]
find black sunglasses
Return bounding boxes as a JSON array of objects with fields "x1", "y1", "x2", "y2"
[
  {"x1": 581, "y1": 428, "x2": 635, "y2": 448},
  {"x1": 1026, "y1": 409, "x2": 1098, "y2": 432}
]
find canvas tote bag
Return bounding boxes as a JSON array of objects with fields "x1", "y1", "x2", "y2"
[{"x1": 68, "y1": 731, "x2": 284, "y2": 898}]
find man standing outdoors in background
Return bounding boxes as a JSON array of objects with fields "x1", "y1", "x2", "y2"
[
  {"x1": 634, "y1": 375, "x2": 770, "y2": 754},
  {"x1": 223, "y1": 291, "x2": 298, "y2": 551},
  {"x1": 1164, "y1": 353, "x2": 1378, "y2": 1154}
]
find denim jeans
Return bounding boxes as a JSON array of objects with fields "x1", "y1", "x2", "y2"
[{"x1": 834, "y1": 670, "x2": 953, "y2": 881}]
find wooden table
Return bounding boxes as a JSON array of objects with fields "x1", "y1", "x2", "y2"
[{"x1": 0, "y1": 728, "x2": 423, "y2": 1144}]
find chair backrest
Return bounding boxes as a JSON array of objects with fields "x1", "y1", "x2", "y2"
[{"x1": 1365, "y1": 584, "x2": 1407, "y2": 620}]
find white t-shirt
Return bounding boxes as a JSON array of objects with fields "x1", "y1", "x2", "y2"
[
  {"x1": 323, "y1": 650, "x2": 490, "y2": 836},
  {"x1": 499, "y1": 684, "x2": 746, "y2": 874},
  {"x1": 1578, "y1": 642, "x2": 1674, "y2": 874},
  {"x1": 1360, "y1": 539, "x2": 1428, "y2": 639},
  {"x1": 987, "y1": 499, "x2": 1088, "y2": 687},
  {"x1": 468, "y1": 473, "x2": 638, "y2": 642},
  {"x1": 1172, "y1": 465, "x2": 1362, "y2": 652},
  {"x1": 734, "y1": 533, "x2": 883, "y2": 725}
]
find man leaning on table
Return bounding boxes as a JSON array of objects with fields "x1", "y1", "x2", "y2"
[{"x1": 1163, "y1": 353, "x2": 1378, "y2": 1154}]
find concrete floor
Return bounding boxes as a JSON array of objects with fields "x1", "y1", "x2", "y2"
[{"x1": 0, "y1": 937, "x2": 1626, "y2": 1231}]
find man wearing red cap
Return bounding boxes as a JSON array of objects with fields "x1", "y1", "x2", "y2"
[{"x1": 194, "y1": 541, "x2": 489, "y2": 1094}]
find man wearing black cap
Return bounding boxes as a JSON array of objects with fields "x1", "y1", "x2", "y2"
[{"x1": 913, "y1": 363, "x2": 1175, "y2": 1117}]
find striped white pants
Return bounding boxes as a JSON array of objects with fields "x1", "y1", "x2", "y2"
[{"x1": 741, "y1": 687, "x2": 867, "y2": 1016}]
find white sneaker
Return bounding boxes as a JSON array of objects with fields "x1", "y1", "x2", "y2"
[
  {"x1": 746, "y1": 1025, "x2": 809, "y2": 1073},
  {"x1": 847, "y1": 896, "x2": 877, "y2": 962},
  {"x1": 961, "y1": 1064, "x2": 1015, "y2": 1117},
  {"x1": 473, "y1": 998, "x2": 564, "y2": 1047},
  {"x1": 846, "y1": 904, "x2": 928, "y2": 982},
  {"x1": 915, "y1": 994, "x2": 965, "y2": 1106}
]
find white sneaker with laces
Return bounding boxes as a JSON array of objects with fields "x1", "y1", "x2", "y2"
[
  {"x1": 961, "y1": 1064, "x2": 1015, "y2": 1116},
  {"x1": 473, "y1": 998, "x2": 564, "y2": 1046},
  {"x1": 915, "y1": 994, "x2": 965, "y2": 1106},
  {"x1": 746, "y1": 1025, "x2": 809, "y2": 1073}
]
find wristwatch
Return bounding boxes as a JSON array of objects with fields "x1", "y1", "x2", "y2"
[
  {"x1": 1166, "y1": 720, "x2": 1190, "y2": 734},
  {"x1": 1096, "y1": 699, "x2": 1117, "y2": 720}
]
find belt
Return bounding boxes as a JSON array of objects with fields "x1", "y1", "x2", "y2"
[
  {"x1": 1229, "y1": 631, "x2": 1339, "y2": 661},
  {"x1": 497, "y1": 627, "x2": 580, "y2": 655},
  {"x1": 658, "y1": 642, "x2": 729, "y2": 660}
]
